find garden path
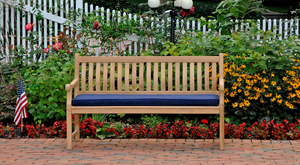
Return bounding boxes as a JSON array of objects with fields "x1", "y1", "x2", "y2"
[{"x1": 0, "y1": 138, "x2": 300, "y2": 164}]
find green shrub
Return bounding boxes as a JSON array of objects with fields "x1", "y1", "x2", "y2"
[
  {"x1": 22, "y1": 51, "x2": 74, "y2": 124},
  {"x1": 157, "y1": 22, "x2": 300, "y2": 125}
]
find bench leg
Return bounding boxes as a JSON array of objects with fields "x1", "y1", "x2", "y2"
[
  {"x1": 67, "y1": 108, "x2": 72, "y2": 149},
  {"x1": 219, "y1": 104, "x2": 225, "y2": 150},
  {"x1": 74, "y1": 114, "x2": 80, "y2": 142}
]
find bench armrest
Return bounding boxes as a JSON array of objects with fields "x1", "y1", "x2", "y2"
[
  {"x1": 219, "y1": 78, "x2": 224, "y2": 92},
  {"x1": 65, "y1": 79, "x2": 79, "y2": 91}
]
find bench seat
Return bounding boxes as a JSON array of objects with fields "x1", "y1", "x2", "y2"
[{"x1": 72, "y1": 94, "x2": 219, "y2": 106}]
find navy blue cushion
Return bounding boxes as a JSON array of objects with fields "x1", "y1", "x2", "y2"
[{"x1": 72, "y1": 94, "x2": 219, "y2": 106}]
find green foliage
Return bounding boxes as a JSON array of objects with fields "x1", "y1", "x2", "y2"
[
  {"x1": 157, "y1": 22, "x2": 300, "y2": 125},
  {"x1": 96, "y1": 123, "x2": 115, "y2": 140},
  {"x1": 22, "y1": 52, "x2": 74, "y2": 124},
  {"x1": 141, "y1": 115, "x2": 167, "y2": 128}
]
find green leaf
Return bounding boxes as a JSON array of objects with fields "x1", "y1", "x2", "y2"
[{"x1": 48, "y1": 97, "x2": 53, "y2": 102}]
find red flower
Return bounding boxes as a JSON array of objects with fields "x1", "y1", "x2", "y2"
[
  {"x1": 25, "y1": 23, "x2": 33, "y2": 31},
  {"x1": 201, "y1": 119, "x2": 208, "y2": 124},
  {"x1": 52, "y1": 42, "x2": 62, "y2": 50},
  {"x1": 93, "y1": 21, "x2": 100, "y2": 30},
  {"x1": 180, "y1": 7, "x2": 194, "y2": 17},
  {"x1": 43, "y1": 48, "x2": 49, "y2": 53}
]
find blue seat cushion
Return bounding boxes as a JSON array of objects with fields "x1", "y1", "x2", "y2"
[{"x1": 72, "y1": 94, "x2": 219, "y2": 106}]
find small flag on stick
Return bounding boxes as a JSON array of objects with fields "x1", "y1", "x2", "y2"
[{"x1": 14, "y1": 79, "x2": 28, "y2": 125}]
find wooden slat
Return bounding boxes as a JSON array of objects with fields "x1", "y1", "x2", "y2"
[
  {"x1": 81, "y1": 62, "x2": 86, "y2": 92},
  {"x1": 96, "y1": 63, "x2": 101, "y2": 91},
  {"x1": 103, "y1": 63, "x2": 108, "y2": 91},
  {"x1": 212, "y1": 62, "x2": 217, "y2": 91},
  {"x1": 154, "y1": 62, "x2": 158, "y2": 91},
  {"x1": 74, "y1": 54, "x2": 80, "y2": 96},
  {"x1": 161, "y1": 62, "x2": 165, "y2": 91},
  {"x1": 219, "y1": 53, "x2": 224, "y2": 81},
  {"x1": 175, "y1": 62, "x2": 180, "y2": 91},
  {"x1": 183, "y1": 62, "x2": 187, "y2": 91},
  {"x1": 110, "y1": 63, "x2": 115, "y2": 91},
  {"x1": 125, "y1": 62, "x2": 130, "y2": 92},
  {"x1": 72, "y1": 106, "x2": 220, "y2": 114},
  {"x1": 197, "y1": 62, "x2": 202, "y2": 91},
  {"x1": 205, "y1": 62, "x2": 210, "y2": 91},
  {"x1": 139, "y1": 63, "x2": 144, "y2": 91},
  {"x1": 118, "y1": 63, "x2": 122, "y2": 91},
  {"x1": 132, "y1": 63, "x2": 137, "y2": 91},
  {"x1": 190, "y1": 62, "x2": 194, "y2": 91},
  {"x1": 77, "y1": 55, "x2": 220, "y2": 63},
  {"x1": 168, "y1": 62, "x2": 173, "y2": 91},
  {"x1": 147, "y1": 62, "x2": 151, "y2": 91},
  {"x1": 89, "y1": 63, "x2": 94, "y2": 91}
]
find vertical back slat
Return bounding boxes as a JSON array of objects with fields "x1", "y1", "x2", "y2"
[
  {"x1": 197, "y1": 62, "x2": 202, "y2": 91},
  {"x1": 81, "y1": 63, "x2": 86, "y2": 91},
  {"x1": 212, "y1": 62, "x2": 217, "y2": 91},
  {"x1": 205, "y1": 62, "x2": 210, "y2": 91},
  {"x1": 125, "y1": 62, "x2": 130, "y2": 92},
  {"x1": 139, "y1": 63, "x2": 144, "y2": 91},
  {"x1": 175, "y1": 62, "x2": 180, "y2": 91},
  {"x1": 161, "y1": 62, "x2": 165, "y2": 91},
  {"x1": 190, "y1": 62, "x2": 194, "y2": 91},
  {"x1": 110, "y1": 63, "x2": 115, "y2": 91},
  {"x1": 147, "y1": 62, "x2": 151, "y2": 91},
  {"x1": 89, "y1": 63, "x2": 94, "y2": 91},
  {"x1": 132, "y1": 63, "x2": 137, "y2": 91},
  {"x1": 182, "y1": 62, "x2": 187, "y2": 91},
  {"x1": 103, "y1": 63, "x2": 108, "y2": 91},
  {"x1": 96, "y1": 63, "x2": 101, "y2": 91},
  {"x1": 74, "y1": 54, "x2": 80, "y2": 96},
  {"x1": 168, "y1": 62, "x2": 172, "y2": 91},
  {"x1": 118, "y1": 62, "x2": 123, "y2": 91},
  {"x1": 154, "y1": 62, "x2": 158, "y2": 91}
]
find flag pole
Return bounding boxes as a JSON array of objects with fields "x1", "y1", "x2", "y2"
[{"x1": 21, "y1": 118, "x2": 23, "y2": 132}]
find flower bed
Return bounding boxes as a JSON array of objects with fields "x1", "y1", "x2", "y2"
[{"x1": 1, "y1": 118, "x2": 300, "y2": 140}]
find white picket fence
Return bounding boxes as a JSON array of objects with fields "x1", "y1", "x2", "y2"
[{"x1": 0, "y1": 0, "x2": 300, "y2": 63}]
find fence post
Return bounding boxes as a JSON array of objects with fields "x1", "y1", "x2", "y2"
[{"x1": 76, "y1": 0, "x2": 83, "y2": 48}]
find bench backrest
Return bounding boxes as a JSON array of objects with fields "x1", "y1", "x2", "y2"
[{"x1": 73, "y1": 53, "x2": 224, "y2": 96}]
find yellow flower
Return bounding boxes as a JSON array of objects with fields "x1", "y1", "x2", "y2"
[
  {"x1": 239, "y1": 103, "x2": 245, "y2": 108},
  {"x1": 276, "y1": 86, "x2": 281, "y2": 90},
  {"x1": 283, "y1": 77, "x2": 287, "y2": 81},
  {"x1": 225, "y1": 98, "x2": 229, "y2": 103},
  {"x1": 276, "y1": 94, "x2": 281, "y2": 99},
  {"x1": 244, "y1": 100, "x2": 250, "y2": 106},
  {"x1": 244, "y1": 91, "x2": 250, "y2": 96},
  {"x1": 224, "y1": 53, "x2": 228, "y2": 56},
  {"x1": 260, "y1": 100, "x2": 264, "y2": 103},
  {"x1": 271, "y1": 73, "x2": 275, "y2": 77},
  {"x1": 238, "y1": 89, "x2": 242, "y2": 93},
  {"x1": 232, "y1": 102, "x2": 238, "y2": 108},
  {"x1": 263, "y1": 84, "x2": 268, "y2": 89},
  {"x1": 271, "y1": 98, "x2": 276, "y2": 102},
  {"x1": 230, "y1": 92, "x2": 236, "y2": 97},
  {"x1": 186, "y1": 42, "x2": 190, "y2": 44},
  {"x1": 263, "y1": 70, "x2": 266, "y2": 74},
  {"x1": 289, "y1": 104, "x2": 294, "y2": 109},
  {"x1": 237, "y1": 77, "x2": 242, "y2": 82},
  {"x1": 47, "y1": 45, "x2": 51, "y2": 48},
  {"x1": 288, "y1": 86, "x2": 292, "y2": 91},
  {"x1": 271, "y1": 81, "x2": 276, "y2": 86},
  {"x1": 244, "y1": 56, "x2": 248, "y2": 60},
  {"x1": 246, "y1": 86, "x2": 251, "y2": 90},
  {"x1": 232, "y1": 86, "x2": 237, "y2": 90},
  {"x1": 53, "y1": 36, "x2": 57, "y2": 39},
  {"x1": 3, "y1": 102, "x2": 6, "y2": 104},
  {"x1": 277, "y1": 99, "x2": 282, "y2": 104},
  {"x1": 240, "y1": 64, "x2": 245, "y2": 69}
]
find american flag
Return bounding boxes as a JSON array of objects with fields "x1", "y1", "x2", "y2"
[{"x1": 14, "y1": 79, "x2": 28, "y2": 125}]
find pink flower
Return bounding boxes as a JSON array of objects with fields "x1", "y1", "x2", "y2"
[
  {"x1": 32, "y1": 22, "x2": 36, "y2": 26},
  {"x1": 93, "y1": 21, "x2": 100, "y2": 30},
  {"x1": 52, "y1": 42, "x2": 62, "y2": 50},
  {"x1": 25, "y1": 23, "x2": 33, "y2": 31},
  {"x1": 43, "y1": 48, "x2": 49, "y2": 53}
]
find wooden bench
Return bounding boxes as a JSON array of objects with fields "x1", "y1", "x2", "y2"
[{"x1": 65, "y1": 53, "x2": 225, "y2": 150}]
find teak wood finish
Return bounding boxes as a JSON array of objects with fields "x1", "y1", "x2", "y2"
[{"x1": 66, "y1": 53, "x2": 225, "y2": 150}]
